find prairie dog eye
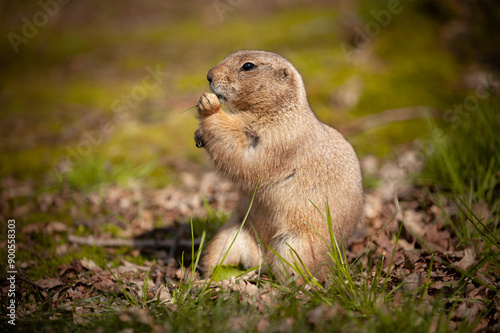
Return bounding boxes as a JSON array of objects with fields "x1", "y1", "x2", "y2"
[{"x1": 241, "y1": 62, "x2": 256, "y2": 71}]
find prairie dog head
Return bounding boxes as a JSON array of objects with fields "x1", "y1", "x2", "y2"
[{"x1": 207, "y1": 50, "x2": 308, "y2": 113}]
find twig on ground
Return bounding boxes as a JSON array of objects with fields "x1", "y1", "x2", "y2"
[
  {"x1": 18, "y1": 276, "x2": 46, "y2": 291},
  {"x1": 339, "y1": 106, "x2": 440, "y2": 136},
  {"x1": 67, "y1": 234, "x2": 200, "y2": 248}
]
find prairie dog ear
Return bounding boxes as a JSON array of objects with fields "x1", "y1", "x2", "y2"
[{"x1": 278, "y1": 67, "x2": 292, "y2": 82}]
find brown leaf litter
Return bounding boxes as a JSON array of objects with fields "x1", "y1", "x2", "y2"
[{"x1": 0, "y1": 149, "x2": 498, "y2": 330}]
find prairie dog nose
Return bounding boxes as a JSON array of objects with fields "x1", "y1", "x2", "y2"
[{"x1": 207, "y1": 69, "x2": 213, "y2": 83}]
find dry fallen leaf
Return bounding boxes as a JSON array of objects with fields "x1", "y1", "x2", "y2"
[
  {"x1": 35, "y1": 277, "x2": 63, "y2": 290},
  {"x1": 94, "y1": 278, "x2": 117, "y2": 293},
  {"x1": 46, "y1": 221, "x2": 69, "y2": 233},
  {"x1": 424, "y1": 224, "x2": 451, "y2": 251},
  {"x1": 402, "y1": 209, "x2": 427, "y2": 239},
  {"x1": 22, "y1": 223, "x2": 45, "y2": 234},
  {"x1": 80, "y1": 257, "x2": 102, "y2": 272},
  {"x1": 154, "y1": 284, "x2": 171, "y2": 302},
  {"x1": 456, "y1": 247, "x2": 476, "y2": 271},
  {"x1": 402, "y1": 272, "x2": 424, "y2": 292}
]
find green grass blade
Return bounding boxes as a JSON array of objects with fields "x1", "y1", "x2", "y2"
[{"x1": 179, "y1": 105, "x2": 198, "y2": 115}]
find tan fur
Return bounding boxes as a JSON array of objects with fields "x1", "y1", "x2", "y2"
[{"x1": 195, "y1": 50, "x2": 363, "y2": 281}]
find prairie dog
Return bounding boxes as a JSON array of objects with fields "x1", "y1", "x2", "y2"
[{"x1": 195, "y1": 50, "x2": 363, "y2": 281}]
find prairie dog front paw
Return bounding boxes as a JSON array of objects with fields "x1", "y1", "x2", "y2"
[
  {"x1": 194, "y1": 128, "x2": 205, "y2": 148},
  {"x1": 198, "y1": 92, "x2": 221, "y2": 117}
]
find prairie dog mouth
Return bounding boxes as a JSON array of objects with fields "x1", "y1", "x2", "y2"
[
  {"x1": 215, "y1": 93, "x2": 227, "y2": 103},
  {"x1": 209, "y1": 84, "x2": 227, "y2": 103}
]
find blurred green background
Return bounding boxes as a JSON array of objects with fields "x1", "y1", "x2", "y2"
[{"x1": 0, "y1": 0, "x2": 498, "y2": 192}]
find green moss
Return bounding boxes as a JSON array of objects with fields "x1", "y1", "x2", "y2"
[
  {"x1": 75, "y1": 246, "x2": 108, "y2": 265},
  {"x1": 350, "y1": 119, "x2": 429, "y2": 158},
  {"x1": 363, "y1": 174, "x2": 381, "y2": 190},
  {"x1": 0, "y1": 146, "x2": 61, "y2": 179},
  {"x1": 20, "y1": 212, "x2": 62, "y2": 226},
  {"x1": 74, "y1": 224, "x2": 93, "y2": 236},
  {"x1": 52, "y1": 152, "x2": 160, "y2": 192},
  {"x1": 355, "y1": 13, "x2": 460, "y2": 114},
  {"x1": 121, "y1": 255, "x2": 150, "y2": 267},
  {"x1": 100, "y1": 223, "x2": 123, "y2": 237},
  {"x1": 0, "y1": 3, "x2": 468, "y2": 187}
]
